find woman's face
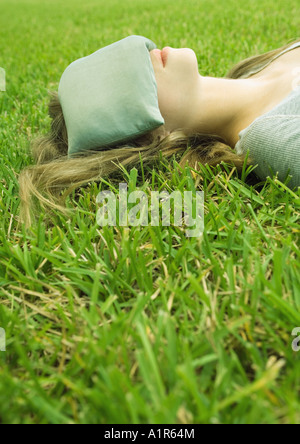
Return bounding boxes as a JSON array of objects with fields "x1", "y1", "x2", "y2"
[{"x1": 149, "y1": 46, "x2": 200, "y2": 135}]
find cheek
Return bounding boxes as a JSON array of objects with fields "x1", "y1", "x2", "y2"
[
  {"x1": 153, "y1": 51, "x2": 198, "y2": 128},
  {"x1": 156, "y1": 78, "x2": 187, "y2": 126},
  {"x1": 156, "y1": 82, "x2": 172, "y2": 115},
  {"x1": 157, "y1": 76, "x2": 182, "y2": 114}
]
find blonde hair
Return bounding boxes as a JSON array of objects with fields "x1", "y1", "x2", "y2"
[{"x1": 18, "y1": 38, "x2": 300, "y2": 228}]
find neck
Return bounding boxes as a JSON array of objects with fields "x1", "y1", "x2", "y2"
[{"x1": 187, "y1": 74, "x2": 273, "y2": 149}]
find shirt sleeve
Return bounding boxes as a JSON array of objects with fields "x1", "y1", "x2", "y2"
[{"x1": 235, "y1": 115, "x2": 300, "y2": 190}]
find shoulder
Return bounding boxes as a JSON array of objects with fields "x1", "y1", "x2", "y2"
[
  {"x1": 245, "y1": 114, "x2": 300, "y2": 142},
  {"x1": 236, "y1": 87, "x2": 300, "y2": 151},
  {"x1": 235, "y1": 114, "x2": 300, "y2": 189}
]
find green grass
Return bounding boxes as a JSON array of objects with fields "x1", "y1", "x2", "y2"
[{"x1": 1, "y1": 0, "x2": 300, "y2": 424}]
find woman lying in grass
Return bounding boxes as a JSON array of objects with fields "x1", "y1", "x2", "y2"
[{"x1": 19, "y1": 35, "x2": 300, "y2": 227}]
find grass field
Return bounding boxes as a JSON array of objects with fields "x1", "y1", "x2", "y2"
[{"x1": 1, "y1": 0, "x2": 300, "y2": 424}]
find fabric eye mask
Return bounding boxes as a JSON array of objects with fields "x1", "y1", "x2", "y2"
[{"x1": 58, "y1": 35, "x2": 165, "y2": 157}]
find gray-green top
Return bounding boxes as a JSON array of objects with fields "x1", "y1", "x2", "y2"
[{"x1": 234, "y1": 42, "x2": 300, "y2": 190}]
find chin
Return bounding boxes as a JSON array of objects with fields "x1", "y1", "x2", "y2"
[
  {"x1": 178, "y1": 47, "x2": 197, "y2": 58},
  {"x1": 171, "y1": 48, "x2": 198, "y2": 70}
]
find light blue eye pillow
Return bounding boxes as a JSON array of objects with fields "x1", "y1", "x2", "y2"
[{"x1": 58, "y1": 35, "x2": 165, "y2": 157}]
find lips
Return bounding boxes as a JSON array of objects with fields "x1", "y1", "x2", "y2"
[
  {"x1": 151, "y1": 47, "x2": 171, "y2": 67},
  {"x1": 150, "y1": 49, "x2": 162, "y2": 66},
  {"x1": 161, "y1": 47, "x2": 171, "y2": 67}
]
